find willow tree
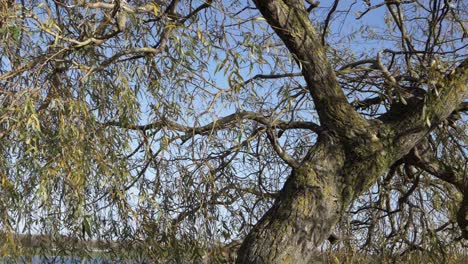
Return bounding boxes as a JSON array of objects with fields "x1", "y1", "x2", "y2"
[{"x1": 0, "y1": 0, "x2": 466, "y2": 262}]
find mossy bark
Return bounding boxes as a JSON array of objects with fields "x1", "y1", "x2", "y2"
[
  {"x1": 237, "y1": 140, "x2": 344, "y2": 263},
  {"x1": 236, "y1": 134, "x2": 391, "y2": 263},
  {"x1": 236, "y1": 172, "x2": 340, "y2": 263},
  {"x1": 236, "y1": 1, "x2": 468, "y2": 263}
]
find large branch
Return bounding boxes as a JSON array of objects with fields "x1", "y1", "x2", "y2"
[
  {"x1": 385, "y1": 59, "x2": 468, "y2": 155},
  {"x1": 406, "y1": 137, "x2": 468, "y2": 239},
  {"x1": 405, "y1": 139, "x2": 463, "y2": 189},
  {"x1": 104, "y1": 111, "x2": 322, "y2": 138},
  {"x1": 253, "y1": 0, "x2": 368, "y2": 138}
]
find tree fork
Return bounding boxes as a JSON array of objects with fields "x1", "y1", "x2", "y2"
[
  {"x1": 236, "y1": 131, "x2": 392, "y2": 262},
  {"x1": 237, "y1": 140, "x2": 345, "y2": 263},
  {"x1": 235, "y1": 62, "x2": 466, "y2": 261}
]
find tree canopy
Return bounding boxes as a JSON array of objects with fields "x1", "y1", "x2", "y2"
[{"x1": 0, "y1": 0, "x2": 467, "y2": 262}]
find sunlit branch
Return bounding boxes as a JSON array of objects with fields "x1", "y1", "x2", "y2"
[{"x1": 103, "y1": 111, "x2": 322, "y2": 136}]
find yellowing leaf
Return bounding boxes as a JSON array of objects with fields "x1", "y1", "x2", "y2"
[
  {"x1": 150, "y1": 2, "x2": 160, "y2": 16},
  {"x1": 425, "y1": 116, "x2": 431, "y2": 127}
]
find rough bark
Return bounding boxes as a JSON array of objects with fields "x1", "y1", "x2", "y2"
[
  {"x1": 252, "y1": 0, "x2": 368, "y2": 139},
  {"x1": 236, "y1": 128, "x2": 390, "y2": 263},
  {"x1": 237, "y1": 138, "x2": 345, "y2": 263},
  {"x1": 236, "y1": 0, "x2": 468, "y2": 262}
]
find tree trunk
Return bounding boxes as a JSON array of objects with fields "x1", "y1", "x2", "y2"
[
  {"x1": 236, "y1": 135, "x2": 389, "y2": 263},
  {"x1": 236, "y1": 166, "x2": 342, "y2": 263},
  {"x1": 236, "y1": 1, "x2": 468, "y2": 262}
]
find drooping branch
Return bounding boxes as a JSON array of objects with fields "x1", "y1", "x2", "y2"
[
  {"x1": 179, "y1": 0, "x2": 213, "y2": 23},
  {"x1": 406, "y1": 140, "x2": 462, "y2": 189},
  {"x1": 405, "y1": 136, "x2": 468, "y2": 239}
]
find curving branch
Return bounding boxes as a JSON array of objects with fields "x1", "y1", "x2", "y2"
[
  {"x1": 321, "y1": 0, "x2": 339, "y2": 45},
  {"x1": 252, "y1": 0, "x2": 369, "y2": 138},
  {"x1": 103, "y1": 111, "x2": 322, "y2": 139},
  {"x1": 266, "y1": 128, "x2": 300, "y2": 168},
  {"x1": 383, "y1": 58, "x2": 468, "y2": 155},
  {"x1": 406, "y1": 139, "x2": 463, "y2": 189},
  {"x1": 405, "y1": 136, "x2": 468, "y2": 239},
  {"x1": 240, "y1": 72, "x2": 303, "y2": 87}
]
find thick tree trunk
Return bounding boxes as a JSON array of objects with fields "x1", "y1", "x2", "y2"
[
  {"x1": 236, "y1": 168, "x2": 342, "y2": 263},
  {"x1": 236, "y1": 92, "x2": 465, "y2": 262},
  {"x1": 236, "y1": 1, "x2": 467, "y2": 263},
  {"x1": 236, "y1": 135, "x2": 390, "y2": 263}
]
